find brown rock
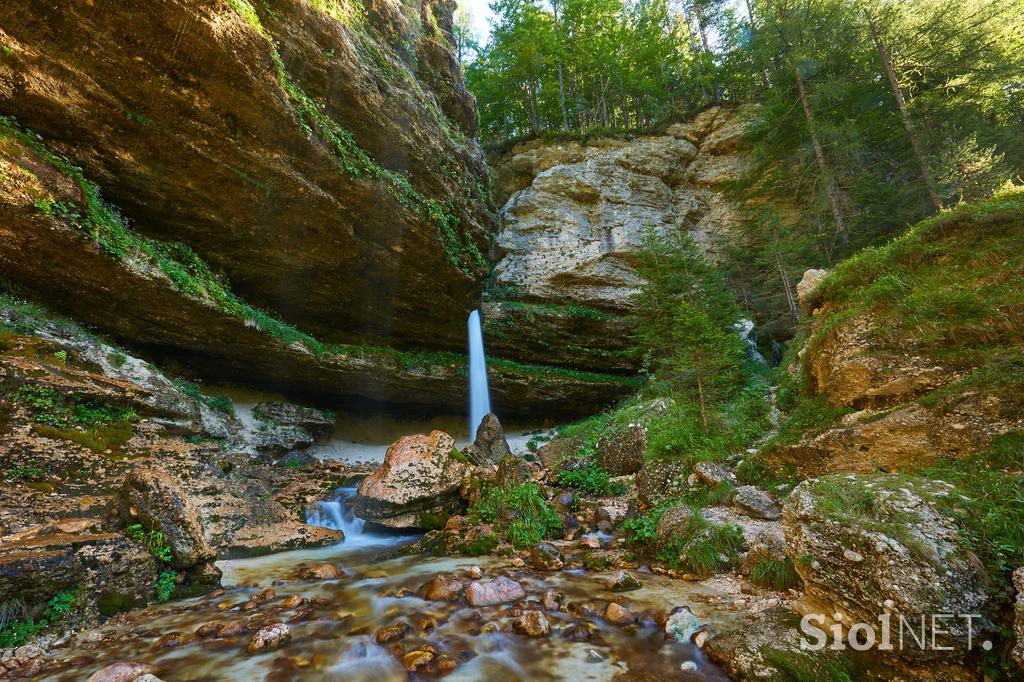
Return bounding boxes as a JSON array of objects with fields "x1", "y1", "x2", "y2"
[
  {"x1": 355, "y1": 432, "x2": 469, "y2": 529},
  {"x1": 401, "y1": 650, "x2": 434, "y2": 672},
  {"x1": 529, "y1": 542, "x2": 564, "y2": 571},
  {"x1": 305, "y1": 564, "x2": 345, "y2": 580},
  {"x1": 217, "y1": 622, "x2": 247, "y2": 637},
  {"x1": 110, "y1": 468, "x2": 216, "y2": 570},
  {"x1": 374, "y1": 624, "x2": 410, "y2": 645},
  {"x1": 796, "y1": 268, "x2": 829, "y2": 312},
  {"x1": 247, "y1": 623, "x2": 291, "y2": 654},
  {"x1": 434, "y1": 655, "x2": 458, "y2": 675},
  {"x1": 85, "y1": 662, "x2": 156, "y2": 682},
  {"x1": 466, "y1": 576, "x2": 526, "y2": 606},
  {"x1": 604, "y1": 602, "x2": 636, "y2": 625},
  {"x1": 462, "y1": 413, "x2": 512, "y2": 465},
  {"x1": 195, "y1": 622, "x2": 220, "y2": 638},
  {"x1": 542, "y1": 591, "x2": 562, "y2": 611},
  {"x1": 513, "y1": 610, "x2": 551, "y2": 637},
  {"x1": 423, "y1": 573, "x2": 464, "y2": 601}
]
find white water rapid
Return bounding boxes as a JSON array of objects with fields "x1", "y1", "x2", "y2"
[{"x1": 467, "y1": 309, "x2": 491, "y2": 439}]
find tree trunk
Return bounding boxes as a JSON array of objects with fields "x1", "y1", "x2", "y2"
[
  {"x1": 865, "y1": 10, "x2": 943, "y2": 212},
  {"x1": 694, "y1": 363, "x2": 709, "y2": 433},
  {"x1": 557, "y1": 64, "x2": 569, "y2": 131},
  {"x1": 793, "y1": 67, "x2": 847, "y2": 242}
]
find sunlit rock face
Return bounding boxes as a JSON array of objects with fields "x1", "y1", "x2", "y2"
[{"x1": 484, "y1": 106, "x2": 752, "y2": 371}]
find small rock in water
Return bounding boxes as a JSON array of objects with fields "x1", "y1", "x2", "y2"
[
  {"x1": 579, "y1": 536, "x2": 600, "y2": 549},
  {"x1": 195, "y1": 622, "x2": 220, "y2": 638},
  {"x1": 423, "y1": 574, "x2": 464, "y2": 601},
  {"x1": 511, "y1": 557, "x2": 525, "y2": 568},
  {"x1": 530, "y1": 543, "x2": 564, "y2": 570},
  {"x1": 691, "y1": 625, "x2": 712, "y2": 649},
  {"x1": 563, "y1": 623, "x2": 592, "y2": 641},
  {"x1": 466, "y1": 565, "x2": 483, "y2": 579},
  {"x1": 604, "y1": 602, "x2": 636, "y2": 625},
  {"x1": 466, "y1": 576, "x2": 525, "y2": 606},
  {"x1": 435, "y1": 655, "x2": 458, "y2": 675},
  {"x1": 680, "y1": 661, "x2": 698, "y2": 672},
  {"x1": 374, "y1": 624, "x2": 410, "y2": 645},
  {"x1": 306, "y1": 564, "x2": 345, "y2": 580},
  {"x1": 513, "y1": 610, "x2": 551, "y2": 637},
  {"x1": 133, "y1": 676, "x2": 166, "y2": 682},
  {"x1": 665, "y1": 606, "x2": 699, "y2": 642},
  {"x1": 604, "y1": 570, "x2": 641, "y2": 592},
  {"x1": 586, "y1": 649, "x2": 605, "y2": 663},
  {"x1": 542, "y1": 591, "x2": 562, "y2": 611},
  {"x1": 401, "y1": 650, "x2": 434, "y2": 672},
  {"x1": 247, "y1": 623, "x2": 291, "y2": 653},
  {"x1": 85, "y1": 662, "x2": 156, "y2": 682},
  {"x1": 253, "y1": 588, "x2": 276, "y2": 603}
]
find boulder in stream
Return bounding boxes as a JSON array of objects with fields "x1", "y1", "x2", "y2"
[
  {"x1": 465, "y1": 576, "x2": 525, "y2": 606},
  {"x1": 247, "y1": 623, "x2": 291, "y2": 653},
  {"x1": 355, "y1": 431, "x2": 469, "y2": 529}
]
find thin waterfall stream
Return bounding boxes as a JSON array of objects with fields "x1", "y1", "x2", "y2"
[{"x1": 467, "y1": 309, "x2": 491, "y2": 439}]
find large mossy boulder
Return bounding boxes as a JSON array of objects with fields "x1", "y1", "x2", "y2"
[
  {"x1": 783, "y1": 473, "x2": 991, "y2": 663},
  {"x1": 355, "y1": 431, "x2": 469, "y2": 529}
]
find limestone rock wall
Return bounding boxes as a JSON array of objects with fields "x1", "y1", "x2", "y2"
[{"x1": 484, "y1": 106, "x2": 751, "y2": 371}]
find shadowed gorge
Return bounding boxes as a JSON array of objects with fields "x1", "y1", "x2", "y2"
[{"x1": 1, "y1": 0, "x2": 1023, "y2": 679}]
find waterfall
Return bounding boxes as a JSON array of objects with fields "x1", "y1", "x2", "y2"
[
  {"x1": 467, "y1": 309, "x2": 492, "y2": 439},
  {"x1": 734, "y1": 318, "x2": 767, "y2": 365},
  {"x1": 305, "y1": 486, "x2": 366, "y2": 537}
]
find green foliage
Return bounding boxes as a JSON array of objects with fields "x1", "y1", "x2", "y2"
[
  {"x1": 466, "y1": 0, "x2": 696, "y2": 145},
  {"x1": 915, "y1": 460, "x2": 1024, "y2": 600},
  {"x1": 623, "y1": 505, "x2": 744, "y2": 576},
  {"x1": 0, "y1": 591, "x2": 79, "y2": 648},
  {"x1": 172, "y1": 379, "x2": 236, "y2": 417},
  {"x1": 761, "y1": 648, "x2": 855, "y2": 682},
  {"x1": 12, "y1": 382, "x2": 137, "y2": 430},
  {"x1": 749, "y1": 556, "x2": 800, "y2": 591},
  {"x1": 155, "y1": 571, "x2": 177, "y2": 603},
  {"x1": 555, "y1": 460, "x2": 623, "y2": 496},
  {"x1": 469, "y1": 483, "x2": 562, "y2": 548},
  {"x1": 125, "y1": 524, "x2": 174, "y2": 563}
]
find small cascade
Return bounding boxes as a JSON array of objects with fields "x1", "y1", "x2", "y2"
[
  {"x1": 734, "y1": 318, "x2": 767, "y2": 364},
  {"x1": 467, "y1": 309, "x2": 492, "y2": 439},
  {"x1": 305, "y1": 485, "x2": 417, "y2": 551},
  {"x1": 305, "y1": 487, "x2": 366, "y2": 538}
]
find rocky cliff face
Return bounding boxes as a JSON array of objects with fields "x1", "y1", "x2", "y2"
[
  {"x1": 0, "y1": 0, "x2": 643, "y2": 417},
  {"x1": 0, "y1": 0, "x2": 493, "y2": 349},
  {"x1": 483, "y1": 106, "x2": 750, "y2": 373}
]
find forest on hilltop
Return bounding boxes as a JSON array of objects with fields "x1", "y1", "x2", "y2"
[{"x1": 464, "y1": 0, "x2": 1024, "y2": 330}]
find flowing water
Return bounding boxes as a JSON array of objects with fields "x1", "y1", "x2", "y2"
[
  {"x1": 467, "y1": 309, "x2": 491, "y2": 440},
  {"x1": 41, "y1": 490, "x2": 738, "y2": 681}
]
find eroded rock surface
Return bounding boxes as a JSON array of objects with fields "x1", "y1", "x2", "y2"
[
  {"x1": 355, "y1": 431, "x2": 469, "y2": 529},
  {"x1": 784, "y1": 474, "x2": 991, "y2": 663},
  {"x1": 484, "y1": 106, "x2": 753, "y2": 374}
]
